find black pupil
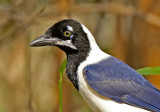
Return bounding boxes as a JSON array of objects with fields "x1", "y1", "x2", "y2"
[{"x1": 66, "y1": 31, "x2": 70, "y2": 35}]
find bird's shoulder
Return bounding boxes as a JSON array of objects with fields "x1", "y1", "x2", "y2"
[
  {"x1": 83, "y1": 56, "x2": 146, "y2": 82},
  {"x1": 82, "y1": 56, "x2": 160, "y2": 112}
]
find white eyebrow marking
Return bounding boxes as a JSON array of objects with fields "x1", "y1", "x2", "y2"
[{"x1": 67, "y1": 25, "x2": 73, "y2": 31}]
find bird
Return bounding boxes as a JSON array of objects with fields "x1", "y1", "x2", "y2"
[{"x1": 30, "y1": 19, "x2": 160, "y2": 112}]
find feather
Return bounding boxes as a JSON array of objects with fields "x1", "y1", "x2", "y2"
[{"x1": 83, "y1": 56, "x2": 160, "y2": 112}]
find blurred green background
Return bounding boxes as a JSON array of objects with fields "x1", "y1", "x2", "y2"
[{"x1": 0, "y1": 0, "x2": 160, "y2": 112}]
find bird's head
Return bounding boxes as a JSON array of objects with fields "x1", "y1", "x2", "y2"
[{"x1": 30, "y1": 19, "x2": 94, "y2": 54}]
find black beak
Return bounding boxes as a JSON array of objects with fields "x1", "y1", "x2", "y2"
[
  {"x1": 30, "y1": 34, "x2": 60, "y2": 47},
  {"x1": 30, "y1": 34, "x2": 77, "y2": 50}
]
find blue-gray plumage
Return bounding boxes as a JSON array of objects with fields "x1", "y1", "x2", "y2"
[{"x1": 83, "y1": 56, "x2": 160, "y2": 112}]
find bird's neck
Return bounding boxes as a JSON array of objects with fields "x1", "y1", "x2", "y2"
[
  {"x1": 66, "y1": 49, "x2": 90, "y2": 90},
  {"x1": 66, "y1": 42, "x2": 103, "y2": 90},
  {"x1": 65, "y1": 24, "x2": 102, "y2": 90}
]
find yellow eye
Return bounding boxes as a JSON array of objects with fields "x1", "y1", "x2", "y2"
[{"x1": 63, "y1": 31, "x2": 71, "y2": 37}]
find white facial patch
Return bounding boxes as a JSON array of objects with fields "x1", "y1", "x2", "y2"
[
  {"x1": 59, "y1": 40, "x2": 77, "y2": 50},
  {"x1": 67, "y1": 25, "x2": 73, "y2": 32}
]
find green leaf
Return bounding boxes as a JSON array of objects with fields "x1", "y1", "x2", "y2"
[
  {"x1": 59, "y1": 58, "x2": 67, "y2": 77},
  {"x1": 59, "y1": 58, "x2": 67, "y2": 112},
  {"x1": 137, "y1": 67, "x2": 160, "y2": 75}
]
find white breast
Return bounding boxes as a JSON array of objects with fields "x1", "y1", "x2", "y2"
[{"x1": 77, "y1": 24, "x2": 150, "y2": 112}]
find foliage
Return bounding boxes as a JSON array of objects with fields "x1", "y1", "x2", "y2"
[
  {"x1": 137, "y1": 67, "x2": 160, "y2": 75},
  {"x1": 59, "y1": 58, "x2": 67, "y2": 112}
]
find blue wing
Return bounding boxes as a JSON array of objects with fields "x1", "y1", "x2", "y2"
[{"x1": 83, "y1": 56, "x2": 160, "y2": 112}]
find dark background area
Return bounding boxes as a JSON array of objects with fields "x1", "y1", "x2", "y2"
[{"x1": 0, "y1": 0, "x2": 160, "y2": 112}]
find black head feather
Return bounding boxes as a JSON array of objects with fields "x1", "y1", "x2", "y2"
[{"x1": 43, "y1": 19, "x2": 91, "y2": 89}]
